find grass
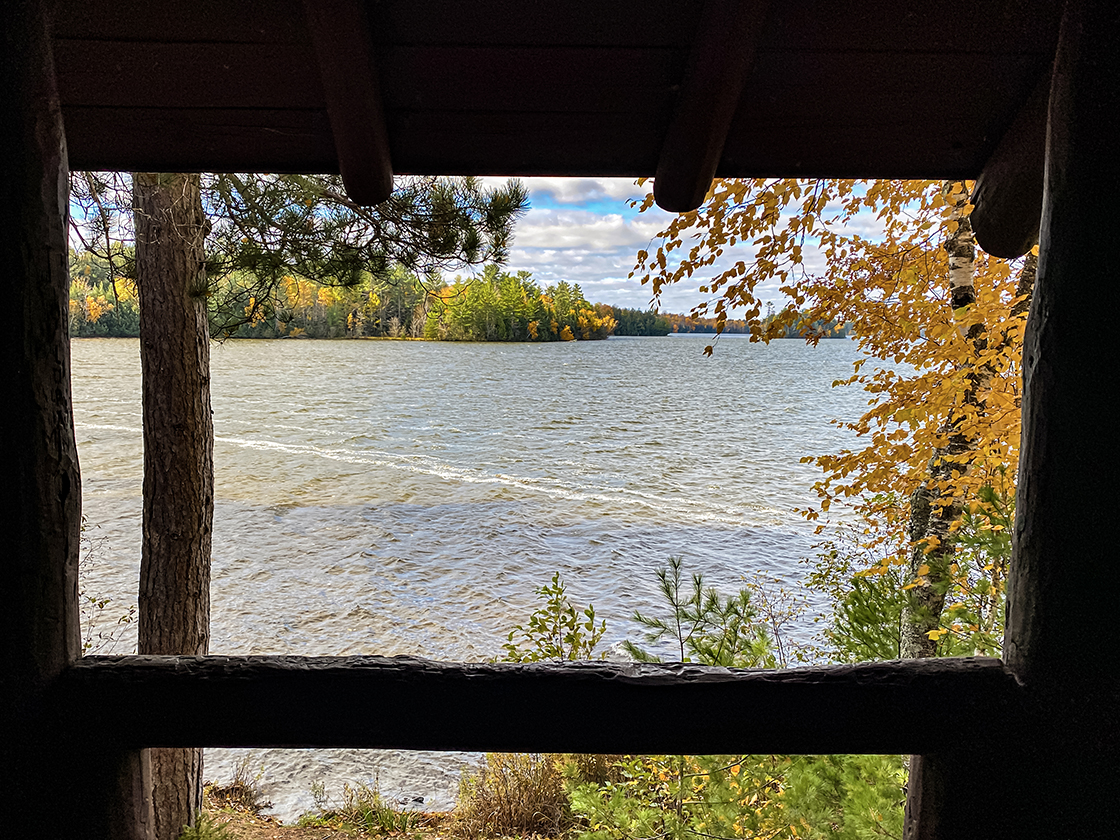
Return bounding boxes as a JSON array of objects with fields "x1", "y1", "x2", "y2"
[
  {"x1": 193, "y1": 754, "x2": 623, "y2": 840},
  {"x1": 178, "y1": 814, "x2": 235, "y2": 840},
  {"x1": 298, "y1": 781, "x2": 447, "y2": 837}
]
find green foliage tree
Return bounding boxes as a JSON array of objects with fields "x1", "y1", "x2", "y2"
[
  {"x1": 429, "y1": 268, "x2": 616, "y2": 342},
  {"x1": 809, "y1": 478, "x2": 1012, "y2": 662},
  {"x1": 609, "y1": 306, "x2": 671, "y2": 336},
  {"x1": 567, "y1": 557, "x2": 906, "y2": 840},
  {"x1": 622, "y1": 556, "x2": 773, "y2": 668}
]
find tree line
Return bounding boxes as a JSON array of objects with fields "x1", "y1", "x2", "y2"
[
  {"x1": 70, "y1": 249, "x2": 847, "y2": 343},
  {"x1": 68, "y1": 254, "x2": 619, "y2": 342}
]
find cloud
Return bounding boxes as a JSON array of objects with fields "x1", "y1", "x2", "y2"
[
  {"x1": 514, "y1": 209, "x2": 666, "y2": 250},
  {"x1": 476, "y1": 176, "x2": 650, "y2": 206}
]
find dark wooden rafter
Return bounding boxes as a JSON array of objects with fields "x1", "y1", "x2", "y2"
[
  {"x1": 302, "y1": 0, "x2": 392, "y2": 206},
  {"x1": 969, "y1": 71, "x2": 1050, "y2": 259},
  {"x1": 653, "y1": 1, "x2": 770, "y2": 213},
  {"x1": 51, "y1": 1, "x2": 1064, "y2": 183},
  {"x1": 55, "y1": 655, "x2": 1025, "y2": 755}
]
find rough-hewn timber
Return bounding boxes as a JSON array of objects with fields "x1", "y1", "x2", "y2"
[
  {"x1": 53, "y1": 655, "x2": 1024, "y2": 755},
  {"x1": 1, "y1": 0, "x2": 82, "y2": 832},
  {"x1": 905, "y1": 2, "x2": 1120, "y2": 837},
  {"x1": 1, "y1": 4, "x2": 153, "y2": 839},
  {"x1": 1004, "y1": 0, "x2": 1120, "y2": 826},
  {"x1": 653, "y1": 1, "x2": 769, "y2": 212},
  {"x1": 303, "y1": 0, "x2": 392, "y2": 206},
  {"x1": 969, "y1": 72, "x2": 1049, "y2": 259}
]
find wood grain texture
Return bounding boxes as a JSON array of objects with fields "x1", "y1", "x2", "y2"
[{"x1": 53, "y1": 0, "x2": 1063, "y2": 184}]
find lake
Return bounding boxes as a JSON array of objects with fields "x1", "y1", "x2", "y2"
[{"x1": 72, "y1": 335, "x2": 867, "y2": 820}]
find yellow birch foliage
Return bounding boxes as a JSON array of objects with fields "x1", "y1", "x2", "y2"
[{"x1": 633, "y1": 179, "x2": 1028, "y2": 568}]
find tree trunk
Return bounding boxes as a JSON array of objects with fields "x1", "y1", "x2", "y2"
[
  {"x1": 900, "y1": 181, "x2": 976, "y2": 660},
  {"x1": 134, "y1": 172, "x2": 213, "y2": 840}
]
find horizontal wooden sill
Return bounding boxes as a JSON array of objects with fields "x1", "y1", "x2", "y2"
[{"x1": 52, "y1": 654, "x2": 1024, "y2": 754}]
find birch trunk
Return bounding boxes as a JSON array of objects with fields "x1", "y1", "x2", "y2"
[
  {"x1": 900, "y1": 181, "x2": 975, "y2": 660},
  {"x1": 134, "y1": 172, "x2": 213, "y2": 840},
  {"x1": 900, "y1": 189, "x2": 1037, "y2": 661}
]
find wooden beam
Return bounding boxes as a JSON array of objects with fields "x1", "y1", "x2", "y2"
[
  {"x1": 1007, "y1": 0, "x2": 1120, "y2": 709},
  {"x1": 303, "y1": 0, "x2": 392, "y2": 205},
  {"x1": 1, "y1": 0, "x2": 79, "y2": 790},
  {"x1": 906, "y1": 3, "x2": 1120, "y2": 838},
  {"x1": 55, "y1": 655, "x2": 1024, "y2": 755},
  {"x1": 653, "y1": 1, "x2": 769, "y2": 213},
  {"x1": 0, "y1": 4, "x2": 153, "y2": 839},
  {"x1": 969, "y1": 71, "x2": 1050, "y2": 259}
]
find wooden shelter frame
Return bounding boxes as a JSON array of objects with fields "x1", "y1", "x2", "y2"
[{"x1": 3, "y1": 1, "x2": 1118, "y2": 837}]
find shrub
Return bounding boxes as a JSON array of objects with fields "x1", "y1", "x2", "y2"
[
  {"x1": 206, "y1": 755, "x2": 272, "y2": 815},
  {"x1": 452, "y1": 753, "x2": 569, "y2": 838},
  {"x1": 502, "y1": 572, "x2": 605, "y2": 663}
]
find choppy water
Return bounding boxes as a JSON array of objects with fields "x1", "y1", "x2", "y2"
[{"x1": 72, "y1": 335, "x2": 865, "y2": 821}]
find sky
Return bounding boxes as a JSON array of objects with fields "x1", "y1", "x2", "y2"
[{"x1": 462, "y1": 177, "x2": 727, "y2": 316}]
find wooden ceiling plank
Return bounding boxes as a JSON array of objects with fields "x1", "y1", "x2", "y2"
[
  {"x1": 52, "y1": 0, "x2": 309, "y2": 45},
  {"x1": 970, "y1": 70, "x2": 1051, "y2": 259},
  {"x1": 367, "y1": 0, "x2": 697, "y2": 49},
  {"x1": 54, "y1": 41, "x2": 322, "y2": 110},
  {"x1": 654, "y1": 1, "x2": 772, "y2": 213},
  {"x1": 379, "y1": 45, "x2": 683, "y2": 114},
  {"x1": 303, "y1": 0, "x2": 391, "y2": 205},
  {"x1": 63, "y1": 107, "x2": 337, "y2": 173}
]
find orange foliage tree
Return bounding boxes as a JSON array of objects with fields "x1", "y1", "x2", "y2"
[{"x1": 633, "y1": 178, "x2": 1034, "y2": 656}]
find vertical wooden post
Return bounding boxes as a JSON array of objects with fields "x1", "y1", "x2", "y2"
[
  {"x1": 1003, "y1": 0, "x2": 1120, "y2": 830},
  {"x1": 0, "y1": 2, "x2": 83, "y2": 831},
  {"x1": 906, "y1": 1, "x2": 1120, "y2": 836},
  {"x1": 0, "y1": 3, "x2": 153, "y2": 837},
  {"x1": 0, "y1": 0, "x2": 78, "y2": 689}
]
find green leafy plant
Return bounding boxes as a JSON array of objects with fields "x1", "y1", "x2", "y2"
[
  {"x1": 808, "y1": 526, "x2": 909, "y2": 663},
  {"x1": 502, "y1": 572, "x2": 606, "y2": 662},
  {"x1": 930, "y1": 481, "x2": 1013, "y2": 656}
]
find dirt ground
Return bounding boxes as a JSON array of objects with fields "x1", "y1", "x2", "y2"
[{"x1": 203, "y1": 790, "x2": 451, "y2": 840}]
